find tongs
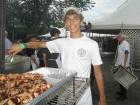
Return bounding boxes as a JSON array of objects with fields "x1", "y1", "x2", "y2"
[{"x1": 5, "y1": 55, "x2": 14, "y2": 63}]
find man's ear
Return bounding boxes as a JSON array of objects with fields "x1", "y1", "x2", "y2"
[
  {"x1": 80, "y1": 21, "x2": 84, "y2": 27},
  {"x1": 64, "y1": 24, "x2": 68, "y2": 30}
]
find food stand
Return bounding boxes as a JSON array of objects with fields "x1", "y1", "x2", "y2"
[
  {"x1": 0, "y1": 67, "x2": 90, "y2": 105},
  {"x1": 0, "y1": 1, "x2": 90, "y2": 104}
]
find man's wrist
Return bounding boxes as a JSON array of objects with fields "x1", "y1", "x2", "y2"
[
  {"x1": 19, "y1": 43, "x2": 28, "y2": 49},
  {"x1": 100, "y1": 97, "x2": 106, "y2": 101},
  {"x1": 99, "y1": 96, "x2": 106, "y2": 103},
  {"x1": 124, "y1": 64, "x2": 126, "y2": 67},
  {"x1": 99, "y1": 99, "x2": 106, "y2": 105}
]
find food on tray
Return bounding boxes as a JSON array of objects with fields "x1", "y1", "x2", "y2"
[{"x1": 0, "y1": 73, "x2": 53, "y2": 105}]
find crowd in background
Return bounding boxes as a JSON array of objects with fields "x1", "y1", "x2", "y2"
[{"x1": 5, "y1": 28, "x2": 61, "y2": 70}]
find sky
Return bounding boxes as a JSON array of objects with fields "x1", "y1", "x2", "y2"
[
  {"x1": 83, "y1": 0, "x2": 126, "y2": 23},
  {"x1": 42, "y1": 0, "x2": 127, "y2": 37}
]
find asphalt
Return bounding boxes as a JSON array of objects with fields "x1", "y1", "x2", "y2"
[{"x1": 90, "y1": 53, "x2": 140, "y2": 105}]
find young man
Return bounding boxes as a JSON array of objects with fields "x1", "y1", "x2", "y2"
[
  {"x1": 9, "y1": 8, "x2": 106, "y2": 105},
  {"x1": 115, "y1": 33, "x2": 130, "y2": 101}
]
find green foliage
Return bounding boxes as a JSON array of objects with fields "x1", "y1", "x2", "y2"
[{"x1": 6, "y1": 0, "x2": 93, "y2": 40}]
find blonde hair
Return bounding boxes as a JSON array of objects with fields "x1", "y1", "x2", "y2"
[{"x1": 64, "y1": 7, "x2": 84, "y2": 22}]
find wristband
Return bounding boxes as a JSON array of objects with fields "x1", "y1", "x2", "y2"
[{"x1": 19, "y1": 43, "x2": 28, "y2": 49}]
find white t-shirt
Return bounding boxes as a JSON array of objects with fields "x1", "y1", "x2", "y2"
[
  {"x1": 115, "y1": 40, "x2": 130, "y2": 67},
  {"x1": 47, "y1": 34, "x2": 102, "y2": 78},
  {"x1": 55, "y1": 54, "x2": 61, "y2": 68}
]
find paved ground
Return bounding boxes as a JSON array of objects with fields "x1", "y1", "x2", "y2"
[{"x1": 91, "y1": 54, "x2": 140, "y2": 105}]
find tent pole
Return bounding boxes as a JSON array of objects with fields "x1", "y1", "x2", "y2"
[{"x1": 0, "y1": 0, "x2": 6, "y2": 72}]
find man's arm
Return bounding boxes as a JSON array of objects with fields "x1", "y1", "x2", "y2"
[
  {"x1": 43, "y1": 53, "x2": 47, "y2": 67},
  {"x1": 124, "y1": 50, "x2": 129, "y2": 67},
  {"x1": 93, "y1": 65, "x2": 106, "y2": 105},
  {"x1": 9, "y1": 42, "x2": 47, "y2": 56},
  {"x1": 31, "y1": 55, "x2": 39, "y2": 68},
  {"x1": 27, "y1": 41, "x2": 46, "y2": 48}
]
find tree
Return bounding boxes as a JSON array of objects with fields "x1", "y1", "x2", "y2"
[{"x1": 6, "y1": 0, "x2": 94, "y2": 40}]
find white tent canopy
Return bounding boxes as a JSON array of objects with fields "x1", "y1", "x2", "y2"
[{"x1": 93, "y1": 0, "x2": 140, "y2": 29}]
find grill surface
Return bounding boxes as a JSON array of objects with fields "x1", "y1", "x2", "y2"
[
  {"x1": 26, "y1": 68, "x2": 89, "y2": 105},
  {"x1": 46, "y1": 78, "x2": 89, "y2": 105}
]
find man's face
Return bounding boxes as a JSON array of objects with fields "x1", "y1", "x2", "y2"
[
  {"x1": 117, "y1": 35, "x2": 124, "y2": 43},
  {"x1": 65, "y1": 14, "x2": 81, "y2": 34}
]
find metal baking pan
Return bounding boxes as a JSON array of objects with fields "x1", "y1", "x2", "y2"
[
  {"x1": 26, "y1": 67, "x2": 77, "y2": 105},
  {"x1": 5, "y1": 55, "x2": 31, "y2": 73}
]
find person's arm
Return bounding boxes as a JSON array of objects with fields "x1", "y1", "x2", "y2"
[
  {"x1": 9, "y1": 42, "x2": 47, "y2": 56},
  {"x1": 31, "y1": 55, "x2": 39, "y2": 68},
  {"x1": 124, "y1": 50, "x2": 129, "y2": 67},
  {"x1": 93, "y1": 65, "x2": 106, "y2": 105},
  {"x1": 43, "y1": 53, "x2": 47, "y2": 67},
  {"x1": 27, "y1": 41, "x2": 46, "y2": 48}
]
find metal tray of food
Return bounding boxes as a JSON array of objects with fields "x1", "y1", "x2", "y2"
[{"x1": 0, "y1": 67, "x2": 89, "y2": 105}]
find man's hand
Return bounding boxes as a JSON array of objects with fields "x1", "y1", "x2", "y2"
[
  {"x1": 9, "y1": 44, "x2": 23, "y2": 56},
  {"x1": 99, "y1": 100, "x2": 106, "y2": 105},
  {"x1": 122, "y1": 65, "x2": 127, "y2": 69},
  {"x1": 122, "y1": 65, "x2": 128, "y2": 70}
]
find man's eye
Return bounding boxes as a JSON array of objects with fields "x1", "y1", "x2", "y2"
[{"x1": 74, "y1": 18, "x2": 78, "y2": 20}]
